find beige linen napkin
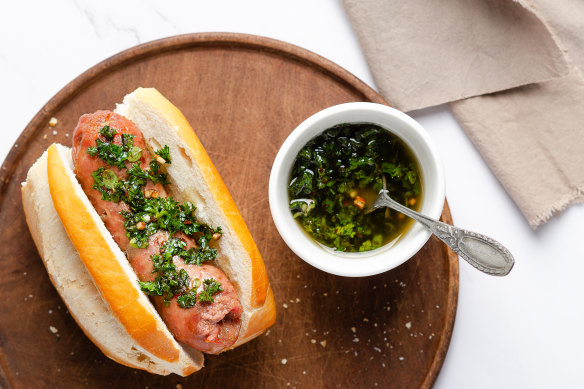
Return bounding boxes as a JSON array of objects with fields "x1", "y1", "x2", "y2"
[
  {"x1": 342, "y1": 0, "x2": 567, "y2": 112},
  {"x1": 451, "y1": 73, "x2": 584, "y2": 227},
  {"x1": 342, "y1": 0, "x2": 584, "y2": 228}
]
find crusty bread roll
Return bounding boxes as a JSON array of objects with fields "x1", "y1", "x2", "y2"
[
  {"x1": 21, "y1": 88, "x2": 276, "y2": 376},
  {"x1": 23, "y1": 145, "x2": 204, "y2": 376}
]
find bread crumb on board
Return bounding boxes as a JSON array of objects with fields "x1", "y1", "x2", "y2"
[{"x1": 49, "y1": 117, "x2": 58, "y2": 127}]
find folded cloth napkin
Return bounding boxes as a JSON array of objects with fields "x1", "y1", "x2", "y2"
[{"x1": 342, "y1": 0, "x2": 584, "y2": 228}]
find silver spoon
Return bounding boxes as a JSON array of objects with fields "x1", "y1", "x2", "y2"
[{"x1": 366, "y1": 176, "x2": 514, "y2": 276}]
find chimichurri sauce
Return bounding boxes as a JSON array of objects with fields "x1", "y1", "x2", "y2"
[{"x1": 288, "y1": 123, "x2": 422, "y2": 252}]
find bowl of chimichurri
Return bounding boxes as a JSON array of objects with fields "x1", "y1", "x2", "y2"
[{"x1": 269, "y1": 102, "x2": 445, "y2": 277}]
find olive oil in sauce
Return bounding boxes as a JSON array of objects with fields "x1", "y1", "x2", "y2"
[{"x1": 288, "y1": 123, "x2": 422, "y2": 253}]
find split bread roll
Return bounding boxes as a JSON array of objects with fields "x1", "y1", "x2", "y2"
[{"x1": 21, "y1": 88, "x2": 276, "y2": 376}]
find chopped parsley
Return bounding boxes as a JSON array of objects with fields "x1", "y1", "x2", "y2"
[
  {"x1": 91, "y1": 168, "x2": 122, "y2": 202},
  {"x1": 181, "y1": 235, "x2": 218, "y2": 265},
  {"x1": 154, "y1": 145, "x2": 171, "y2": 163},
  {"x1": 176, "y1": 284, "x2": 199, "y2": 308},
  {"x1": 138, "y1": 237, "x2": 221, "y2": 307},
  {"x1": 289, "y1": 123, "x2": 421, "y2": 252},
  {"x1": 87, "y1": 124, "x2": 223, "y2": 309},
  {"x1": 91, "y1": 160, "x2": 168, "y2": 206},
  {"x1": 121, "y1": 198, "x2": 220, "y2": 250},
  {"x1": 138, "y1": 238, "x2": 218, "y2": 306},
  {"x1": 198, "y1": 279, "x2": 223, "y2": 303},
  {"x1": 87, "y1": 126, "x2": 139, "y2": 169},
  {"x1": 99, "y1": 124, "x2": 116, "y2": 140}
]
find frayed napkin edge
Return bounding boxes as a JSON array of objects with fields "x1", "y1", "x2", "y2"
[{"x1": 530, "y1": 185, "x2": 584, "y2": 229}]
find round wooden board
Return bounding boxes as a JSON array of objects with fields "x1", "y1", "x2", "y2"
[{"x1": 0, "y1": 33, "x2": 458, "y2": 389}]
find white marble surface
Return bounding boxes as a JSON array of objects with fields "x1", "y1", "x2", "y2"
[{"x1": 2, "y1": 1, "x2": 583, "y2": 388}]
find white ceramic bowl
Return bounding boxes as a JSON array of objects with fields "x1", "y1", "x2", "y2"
[{"x1": 269, "y1": 102, "x2": 445, "y2": 277}]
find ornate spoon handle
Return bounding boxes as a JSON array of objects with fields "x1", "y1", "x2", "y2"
[{"x1": 369, "y1": 190, "x2": 514, "y2": 276}]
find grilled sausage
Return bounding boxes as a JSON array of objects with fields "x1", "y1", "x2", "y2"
[{"x1": 72, "y1": 111, "x2": 242, "y2": 353}]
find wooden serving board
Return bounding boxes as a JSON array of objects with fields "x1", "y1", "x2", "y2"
[{"x1": 0, "y1": 33, "x2": 458, "y2": 389}]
